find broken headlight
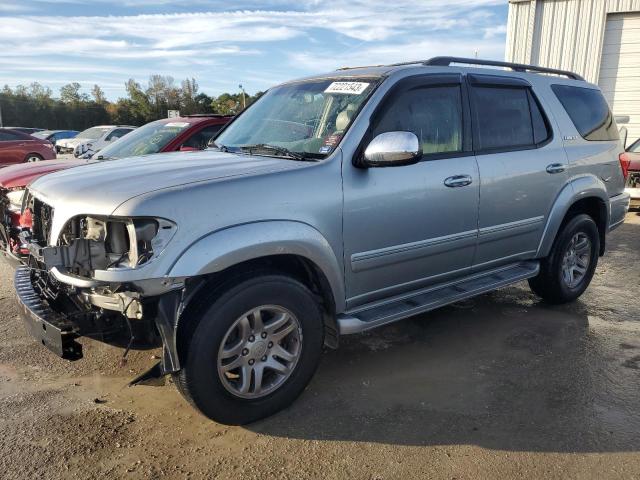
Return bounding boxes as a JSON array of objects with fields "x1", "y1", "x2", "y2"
[{"x1": 47, "y1": 215, "x2": 177, "y2": 275}]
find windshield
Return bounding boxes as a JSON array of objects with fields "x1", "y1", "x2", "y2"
[
  {"x1": 96, "y1": 120, "x2": 191, "y2": 159},
  {"x1": 31, "y1": 130, "x2": 53, "y2": 139},
  {"x1": 215, "y1": 77, "x2": 380, "y2": 159},
  {"x1": 629, "y1": 138, "x2": 640, "y2": 153},
  {"x1": 78, "y1": 127, "x2": 110, "y2": 140}
]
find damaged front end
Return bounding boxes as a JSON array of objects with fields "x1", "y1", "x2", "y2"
[
  {"x1": 15, "y1": 192, "x2": 191, "y2": 384},
  {"x1": 0, "y1": 188, "x2": 32, "y2": 264}
]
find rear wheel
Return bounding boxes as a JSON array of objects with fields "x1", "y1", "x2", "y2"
[
  {"x1": 175, "y1": 273, "x2": 324, "y2": 425},
  {"x1": 528, "y1": 214, "x2": 599, "y2": 304},
  {"x1": 25, "y1": 154, "x2": 43, "y2": 162}
]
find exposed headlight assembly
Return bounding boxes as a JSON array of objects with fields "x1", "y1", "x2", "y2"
[{"x1": 47, "y1": 216, "x2": 177, "y2": 276}]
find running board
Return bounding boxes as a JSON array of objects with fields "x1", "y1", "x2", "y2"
[{"x1": 337, "y1": 261, "x2": 539, "y2": 334}]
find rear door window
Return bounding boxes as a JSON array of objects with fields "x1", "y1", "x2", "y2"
[
  {"x1": 551, "y1": 85, "x2": 618, "y2": 141},
  {"x1": 470, "y1": 84, "x2": 551, "y2": 151}
]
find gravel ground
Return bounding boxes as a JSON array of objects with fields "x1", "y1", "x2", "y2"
[{"x1": 1, "y1": 213, "x2": 639, "y2": 479}]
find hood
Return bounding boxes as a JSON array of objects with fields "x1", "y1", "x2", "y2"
[
  {"x1": 0, "y1": 159, "x2": 88, "y2": 189},
  {"x1": 29, "y1": 150, "x2": 310, "y2": 215}
]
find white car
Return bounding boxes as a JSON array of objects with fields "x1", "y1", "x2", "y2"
[{"x1": 55, "y1": 125, "x2": 135, "y2": 157}]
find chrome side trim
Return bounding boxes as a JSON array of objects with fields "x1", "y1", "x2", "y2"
[
  {"x1": 351, "y1": 229, "x2": 477, "y2": 273},
  {"x1": 478, "y1": 216, "x2": 544, "y2": 241}
]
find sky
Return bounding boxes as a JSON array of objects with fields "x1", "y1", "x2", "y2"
[{"x1": 0, "y1": 0, "x2": 508, "y2": 101}]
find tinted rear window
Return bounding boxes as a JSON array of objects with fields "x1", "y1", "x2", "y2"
[
  {"x1": 470, "y1": 86, "x2": 550, "y2": 151},
  {"x1": 551, "y1": 85, "x2": 618, "y2": 141}
]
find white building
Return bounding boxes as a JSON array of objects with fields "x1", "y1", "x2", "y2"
[{"x1": 506, "y1": 0, "x2": 640, "y2": 142}]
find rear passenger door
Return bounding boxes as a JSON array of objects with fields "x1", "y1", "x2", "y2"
[{"x1": 469, "y1": 74, "x2": 567, "y2": 269}]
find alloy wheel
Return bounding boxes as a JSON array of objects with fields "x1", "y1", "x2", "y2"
[
  {"x1": 217, "y1": 305, "x2": 302, "y2": 399},
  {"x1": 561, "y1": 232, "x2": 592, "y2": 288}
]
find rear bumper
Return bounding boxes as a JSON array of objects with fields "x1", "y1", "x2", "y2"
[
  {"x1": 14, "y1": 266, "x2": 83, "y2": 360},
  {"x1": 609, "y1": 192, "x2": 631, "y2": 231}
]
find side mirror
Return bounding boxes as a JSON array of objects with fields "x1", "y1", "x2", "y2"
[
  {"x1": 179, "y1": 145, "x2": 198, "y2": 152},
  {"x1": 619, "y1": 126, "x2": 628, "y2": 149},
  {"x1": 361, "y1": 131, "x2": 422, "y2": 167}
]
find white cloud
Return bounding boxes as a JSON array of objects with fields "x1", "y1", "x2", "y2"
[
  {"x1": 0, "y1": 1, "x2": 508, "y2": 98},
  {"x1": 484, "y1": 24, "x2": 507, "y2": 39}
]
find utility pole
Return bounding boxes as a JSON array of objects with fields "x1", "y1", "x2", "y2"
[
  {"x1": 0, "y1": 104, "x2": 3, "y2": 128},
  {"x1": 239, "y1": 84, "x2": 246, "y2": 109}
]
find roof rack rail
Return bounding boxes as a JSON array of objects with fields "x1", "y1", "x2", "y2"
[{"x1": 420, "y1": 56, "x2": 585, "y2": 81}]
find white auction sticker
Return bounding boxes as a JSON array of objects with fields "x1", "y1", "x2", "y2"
[
  {"x1": 165, "y1": 122, "x2": 190, "y2": 128},
  {"x1": 324, "y1": 81, "x2": 370, "y2": 95}
]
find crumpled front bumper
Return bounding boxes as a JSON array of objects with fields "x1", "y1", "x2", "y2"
[{"x1": 14, "y1": 266, "x2": 83, "y2": 360}]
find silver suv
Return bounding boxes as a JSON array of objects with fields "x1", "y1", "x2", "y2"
[{"x1": 13, "y1": 57, "x2": 630, "y2": 424}]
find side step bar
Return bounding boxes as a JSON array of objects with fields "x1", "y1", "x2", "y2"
[{"x1": 337, "y1": 261, "x2": 539, "y2": 334}]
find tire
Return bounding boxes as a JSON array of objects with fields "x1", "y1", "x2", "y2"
[
  {"x1": 174, "y1": 273, "x2": 324, "y2": 425},
  {"x1": 25, "y1": 153, "x2": 43, "y2": 162},
  {"x1": 528, "y1": 213, "x2": 599, "y2": 304}
]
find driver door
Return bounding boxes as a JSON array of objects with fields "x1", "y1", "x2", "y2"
[{"x1": 342, "y1": 74, "x2": 480, "y2": 308}]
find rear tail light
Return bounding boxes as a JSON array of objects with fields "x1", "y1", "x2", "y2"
[{"x1": 620, "y1": 152, "x2": 631, "y2": 181}]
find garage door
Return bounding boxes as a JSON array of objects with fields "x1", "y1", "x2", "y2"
[{"x1": 598, "y1": 12, "x2": 640, "y2": 146}]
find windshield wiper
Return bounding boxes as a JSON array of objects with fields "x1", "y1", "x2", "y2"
[{"x1": 239, "y1": 144, "x2": 315, "y2": 161}]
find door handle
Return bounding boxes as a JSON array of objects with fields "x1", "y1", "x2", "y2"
[
  {"x1": 546, "y1": 163, "x2": 566, "y2": 174},
  {"x1": 444, "y1": 175, "x2": 473, "y2": 188}
]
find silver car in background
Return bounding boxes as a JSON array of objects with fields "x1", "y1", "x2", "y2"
[{"x1": 12, "y1": 57, "x2": 630, "y2": 424}]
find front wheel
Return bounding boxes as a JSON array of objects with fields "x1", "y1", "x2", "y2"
[
  {"x1": 528, "y1": 214, "x2": 599, "y2": 304},
  {"x1": 175, "y1": 274, "x2": 324, "y2": 425}
]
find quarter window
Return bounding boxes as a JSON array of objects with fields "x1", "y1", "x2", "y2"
[
  {"x1": 372, "y1": 84, "x2": 463, "y2": 155},
  {"x1": 470, "y1": 86, "x2": 550, "y2": 151},
  {"x1": 551, "y1": 85, "x2": 619, "y2": 141}
]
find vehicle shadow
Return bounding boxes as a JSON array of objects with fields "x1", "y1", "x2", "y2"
[{"x1": 248, "y1": 285, "x2": 640, "y2": 453}]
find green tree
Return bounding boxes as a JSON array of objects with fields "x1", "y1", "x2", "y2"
[
  {"x1": 91, "y1": 84, "x2": 107, "y2": 104},
  {"x1": 59, "y1": 82, "x2": 83, "y2": 103}
]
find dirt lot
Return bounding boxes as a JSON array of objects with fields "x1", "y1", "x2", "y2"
[{"x1": 1, "y1": 213, "x2": 639, "y2": 479}]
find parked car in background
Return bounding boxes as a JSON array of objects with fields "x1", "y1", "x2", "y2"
[
  {"x1": 31, "y1": 130, "x2": 79, "y2": 151},
  {"x1": 56, "y1": 125, "x2": 135, "y2": 156},
  {"x1": 9, "y1": 57, "x2": 629, "y2": 425},
  {"x1": 87, "y1": 114, "x2": 233, "y2": 160},
  {"x1": 0, "y1": 128, "x2": 56, "y2": 166},
  {"x1": 622, "y1": 137, "x2": 640, "y2": 208},
  {"x1": 0, "y1": 115, "x2": 232, "y2": 259},
  {"x1": 6, "y1": 127, "x2": 45, "y2": 135}
]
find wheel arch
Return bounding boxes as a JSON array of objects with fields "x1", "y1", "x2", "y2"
[
  {"x1": 537, "y1": 175, "x2": 609, "y2": 258},
  {"x1": 168, "y1": 221, "x2": 345, "y2": 348}
]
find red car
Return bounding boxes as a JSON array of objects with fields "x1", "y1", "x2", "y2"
[
  {"x1": 0, "y1": 128, "x2": 57, "y2": 166},
  {"x1": 622, "y1": 137, "x2": 640, "y2": 209},
  {"x1": 0, "y1": 115, "x2": 232, "y2": 260}
]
